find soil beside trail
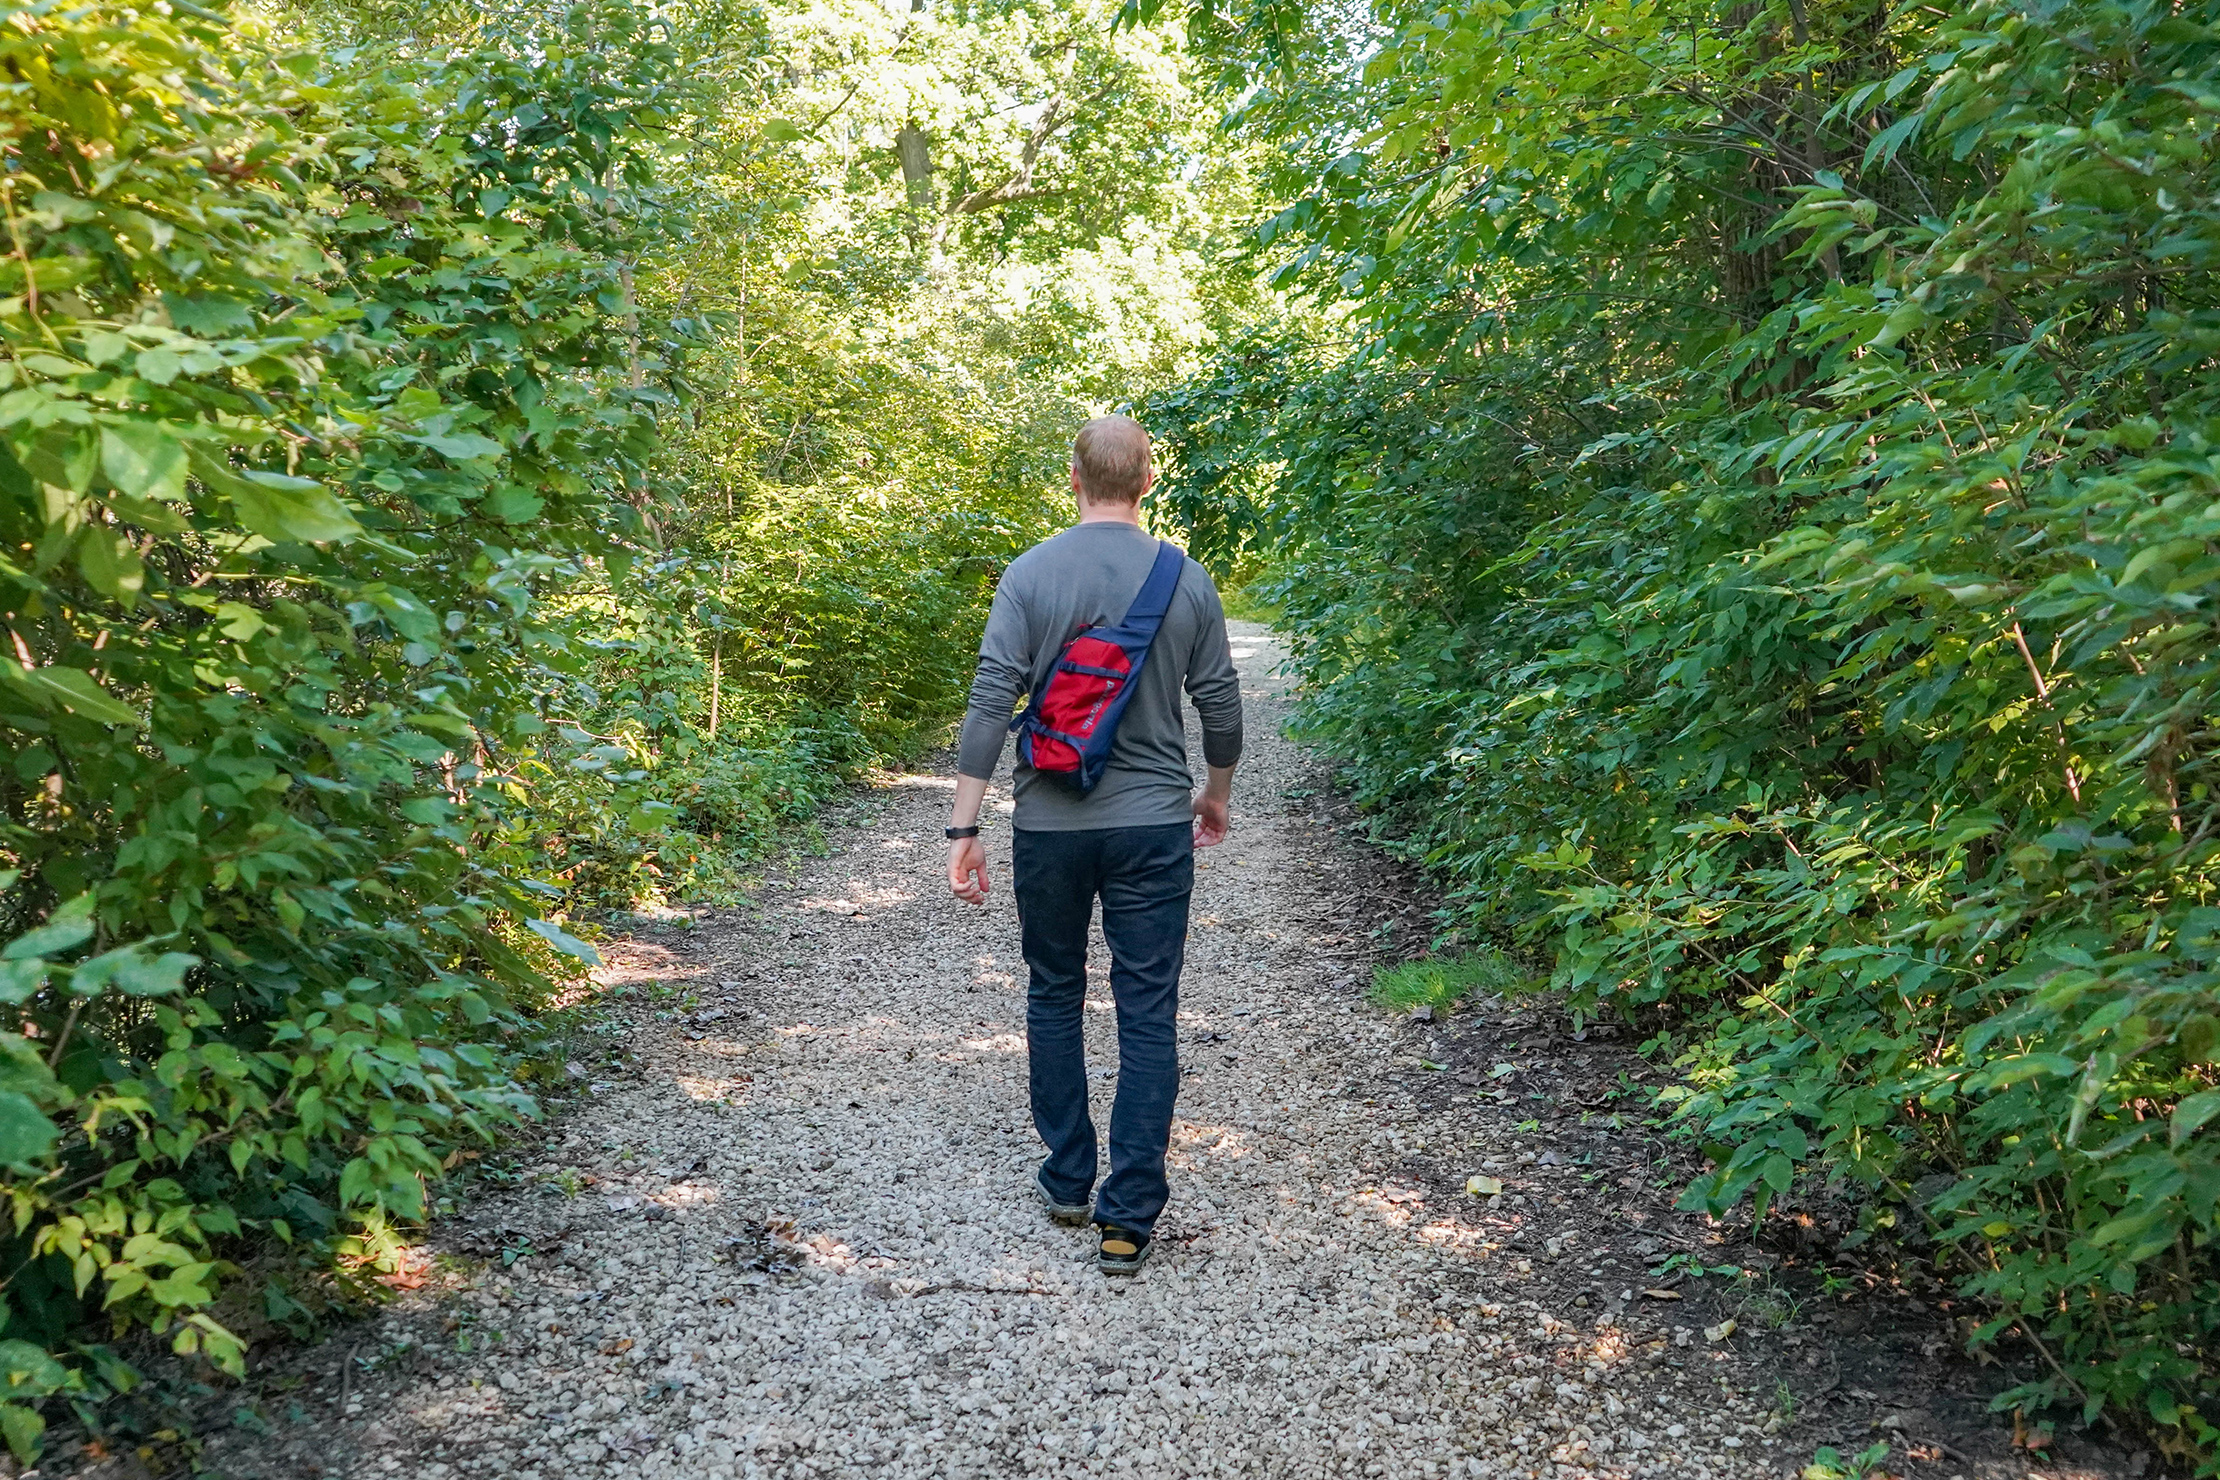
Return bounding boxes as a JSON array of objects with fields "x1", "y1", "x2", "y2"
[{"x1": 190, "y1": 623, "x2": 2133, "y2": 1480}]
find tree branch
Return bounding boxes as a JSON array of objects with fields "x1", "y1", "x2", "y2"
[{"x1": 948, "y1": 78, "x2": 1118, "y2": 216}]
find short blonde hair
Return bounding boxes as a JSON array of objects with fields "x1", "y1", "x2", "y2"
[{"x1": 1072, "y1": 415, "x2": 1152, "y2": 505}]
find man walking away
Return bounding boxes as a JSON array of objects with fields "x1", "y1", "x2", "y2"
[{"x1": 944, "y1": 415, "x2": 1243, "y2": 1274}]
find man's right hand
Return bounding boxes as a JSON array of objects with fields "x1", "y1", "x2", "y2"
[
  {"x1": 1193, "y1": 763, "x2": 1235, "y2": 847},
  {"x1": 949, "y1": 835, "x2": 990, "y2": 904}
]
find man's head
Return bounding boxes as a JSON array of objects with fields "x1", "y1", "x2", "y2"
[{"x1": 1070, "y1": 415, "x2": 1153, "y2": 508}]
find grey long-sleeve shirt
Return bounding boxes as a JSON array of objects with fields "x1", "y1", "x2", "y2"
[{"x1": 957, "y1": 521, "x2": 1243, "y2": 831}]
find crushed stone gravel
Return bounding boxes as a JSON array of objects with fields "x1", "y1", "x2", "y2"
[{"x1": 207, "y1": 623, "x2": 1789, "y2": 1480}]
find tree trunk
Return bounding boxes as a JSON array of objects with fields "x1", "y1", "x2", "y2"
[{"x1": 896, "y1": 125, "x2": 933, "y2": 211}]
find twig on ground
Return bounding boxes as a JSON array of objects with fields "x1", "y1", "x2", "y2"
[{"x1": 1912, "y1": 1434, "x2": 1972, "y2": 1463}]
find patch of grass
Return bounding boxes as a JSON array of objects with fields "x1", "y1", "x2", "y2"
[
  {"x1": 1735, "y1": 1274, "x2": 1804, "y2": 1329},
  {"x1": 1368, "y1": 948, "x2": 1526, "y2": 1014},
  {"x1": 1801, "y1": 1442, "x2": 1891, "y2": 1480},
  {"x1": 1220, "y1": 584, "x2": 1282, "y2": 624}
]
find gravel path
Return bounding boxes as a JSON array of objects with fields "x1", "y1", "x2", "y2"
[{"x1": 207, "y1": 623, "x2": 1792, "y2": 1480}]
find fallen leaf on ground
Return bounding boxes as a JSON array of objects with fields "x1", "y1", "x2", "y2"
[
  {"x1": 1704, "y1": 1319, "x2": 1737, "y2": 1341},
  {"x1": 1465, "y1": 1175, "x2": 1503, "y2": 1196},
  {"x1": 601, "y1": 1337, "x2": 634, "y2": 1355},
  {"x1": 374, "y1": 1250, "x2": 431, "y2": 1290},
  {"x1": 1642, "y1": 1288, "x2": 1681, "y2": 1300}
]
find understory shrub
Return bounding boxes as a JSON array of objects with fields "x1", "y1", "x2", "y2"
[
  {"x1": 0, "y1": 0, "x2": 694, "y2": 1453},
  {"x1": 1148, "y1": 0, "x2": 2220, "y2": 1458}
]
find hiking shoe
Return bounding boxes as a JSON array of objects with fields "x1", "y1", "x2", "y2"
[
  {"x1": 1096, "y1": 1224, "x2": 1152, "y2": 1275},
  {"x1": 1035, "y1": 1170, "x2": 1093, "y2": 1227}
]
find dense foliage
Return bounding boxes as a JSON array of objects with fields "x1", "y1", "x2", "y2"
[
  {"x1": 0, "y1": 0, "x2": 1254, "y2": 1456},
  {"x1": 0, "y1": 0, "x2": 700, "y2": 1450},
  {"x1": 1145, "y1": 0, "x2": 2220, "y2": 1460}
]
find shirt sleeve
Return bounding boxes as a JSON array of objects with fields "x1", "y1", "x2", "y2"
[
  {"x1": 957, "y1": 581, "x2": 1032, "y2": 781},
  {"x1": 1183, "y1": 574, "x2": 1244, "y2": 769}
]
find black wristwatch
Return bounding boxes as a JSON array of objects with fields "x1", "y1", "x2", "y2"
[{"x1": 945, "y1": 825, "x2": 980, "y2": 840}]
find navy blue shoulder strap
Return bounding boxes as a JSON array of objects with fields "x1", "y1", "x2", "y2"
[{"x1": 1121, "y1": 540, "x2": 1186, "y2": 627}]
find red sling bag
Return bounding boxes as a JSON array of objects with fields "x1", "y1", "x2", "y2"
[{"x1": 1008, "y1": 540, "x2": 1186, "y2": 794}]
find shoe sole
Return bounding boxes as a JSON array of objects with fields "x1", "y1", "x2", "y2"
[
  {"x1": 1036, "y1": 1179, "x2": 1093, "y2": 1227},
  {"x1": 1098, "y1": 1245, "x2": 1152, "y2": 1276}
]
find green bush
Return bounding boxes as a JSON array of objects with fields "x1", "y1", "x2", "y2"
[
  {"x1": 0, "y1": 0, "x2": 693, "y2": 1454},
  {"x1": 1149, "y1": 0, "x2": 2220, "y2": 1458}
]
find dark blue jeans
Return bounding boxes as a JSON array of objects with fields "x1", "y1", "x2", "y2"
[{"x1": 1013, "y1": 822, "x2": 1193, "y2": 1235}]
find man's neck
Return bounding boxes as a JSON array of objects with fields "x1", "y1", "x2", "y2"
[{"x1": 1075, "y1": 502, "x2": 1143, "y2": 527}]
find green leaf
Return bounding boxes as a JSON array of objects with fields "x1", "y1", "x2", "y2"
[
  {"x1": 133, "y1": 346, "x2": 182, "y2": 385},
  {"x1": 212, "y1": 601, "x2": 266, "y2": 640},
  {"x1": 19, "y1": 426, "x2": 95, "y2": 491},
  {"x1": 2089, "y1": 1204, "x2": 2168, "y2": 1247},
  {"x1": 419, "y1": 432, "x2": 503, "y2": 461},
  {"x1": 75, "y1": 526, "x2": 145, "y2": 605},
  {"x1": 0, "y1": 1092, "x2": 59, "y2": 1165},
  {"x1": 4, "y1": 896, "x2": 94, "y2": 959},
  {"x1": 0, "y1": 661, "x2": 141, "y2": 727},
  {"x1": 1974, "y1": 1053, "x2": 2080, "y2": 1090},
  {"x1": 0, "y1": 1400, "x2": 43, "y2": 1464},
  {"x1": 80, "y1": 329, "x2": 129, "y2": 367},
  {"x1": 2172, "y1": 1089, "x2": 2220, "y2": 1147},
  {"x1": 1863, "y1": 110, "x2": 1924, "y2": 167},
  {"x1": 484, "y1": 485, "x2": 544, "y2": 523},
  {"x1": 69, "y1": 947, "x2": 196, "y2": 998},
  {"x1": 526, "y1": 918, "x2": 602, "y2": 967},
  {"x1": 0, "y1": 960, "x2": 44, "y2": 1005},
  {"x1": 0, "y1": 1340, "x2": 72, "y2": 1391},
  {"x1": 362, "y1": 586, "x2": 438, "y2": 640},
  {"x1": 188, "y1": 447, "x2": 361, "y2": 543},
  {"x1": 98, "y1": 422, "x2": 188, "y2": 501},
  {"x1": 229, "y1": 472, "x2": 362, "y2": 544}
]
